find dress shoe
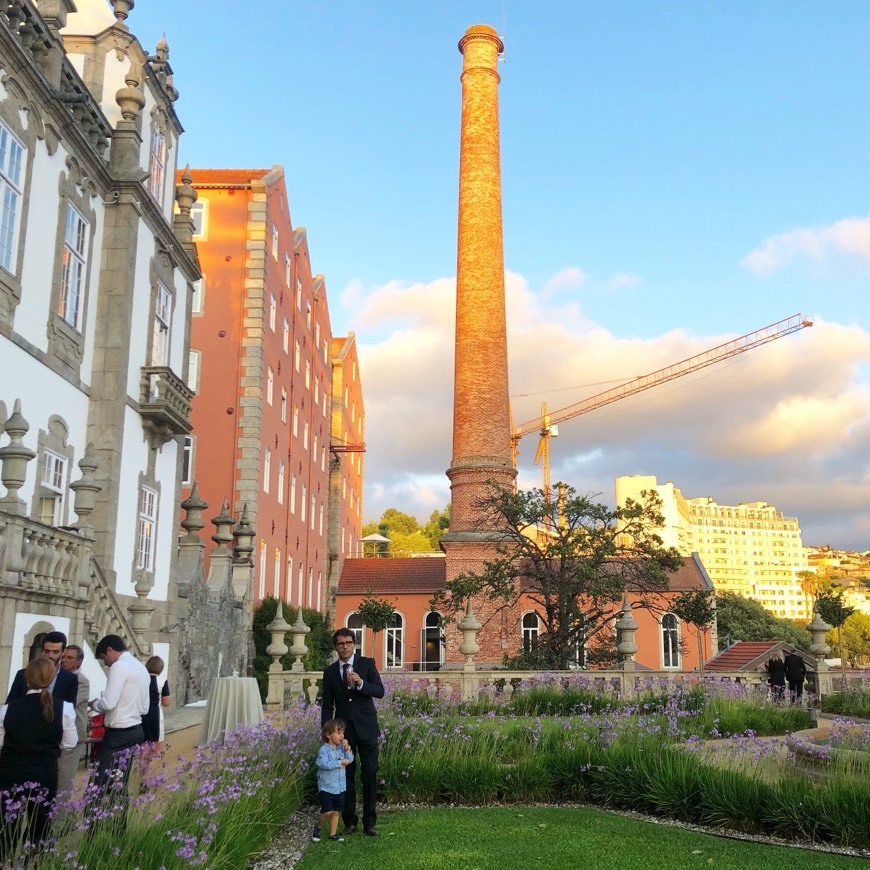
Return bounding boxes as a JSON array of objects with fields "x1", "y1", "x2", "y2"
[
  {"x1": 364, "y1": 826, "x2": 379, "y2": 836},
  {"x1": 342, "y1": 824, "x2": 357, "y2": 835}
]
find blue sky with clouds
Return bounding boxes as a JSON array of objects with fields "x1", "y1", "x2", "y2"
[{"x1": 124, "y1": 1, "x2": 870, "y2": 549}]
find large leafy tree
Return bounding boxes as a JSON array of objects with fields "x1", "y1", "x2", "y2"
[
  {"x1": 830, "y1": 612, "x2": 870, "y2": 667},
  {"x1": 671, "y1": 588, "x2": 716, "y2": 673},
  {"x1": 816, "y1": 587, "x2": 856, "y2": 682},
  {"x1": 431, "y1": 483, "x2": 684, "y2": 669},
  {"x1": 361, "y1": 507, "x2": 450, "y2": 555},
  {"x1": 714, "y1": 592, "x2": 811, "y2": 652}
]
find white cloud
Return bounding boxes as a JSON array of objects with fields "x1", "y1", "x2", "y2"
[
  {"x1": 542, "y1": 267, "x2": 586, "y2": 296},
  {"x1": 741, "y1": 216, "x2": 870, "y2": 275},
  {"x1": 607, "y1": 273, "x2": 642, "y2": 291},
  {"x1": 352, "y1": 269, "x2": 870, "y2": 549}
]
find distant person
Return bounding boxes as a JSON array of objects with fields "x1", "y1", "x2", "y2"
[
  {"x1": 312, "y1": 718, "x2": 354, "y2": 843},
  {"x1": 765, "y1": 651, "x2": 786, "y2": 701},
  {"x1": 57, "y1": 644, "x2": 90, "y2": 796},
  {"x1": 320, "y1": 628, "x2": 384, "y2": 836},
  {"x1": 141, "y1": 655, "x2": 170, "y2": 744},
  {"x1": 0, "y1": 657, "x2": 76, "y2": 855},
  {"x1": 6, "y1": 631, "x2": 77, "y2": 705},
  {"x1": 784, "y1": 650, "x2": 807, "y2": 703}
]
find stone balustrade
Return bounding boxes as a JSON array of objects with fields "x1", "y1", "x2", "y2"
[{"x1": 140, "y1": 366, "x2": 194, "y2": 439}]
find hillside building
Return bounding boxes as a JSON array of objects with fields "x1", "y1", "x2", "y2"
[{"x1": 616, "y1": 475, "x2": 811, "y2": 620}]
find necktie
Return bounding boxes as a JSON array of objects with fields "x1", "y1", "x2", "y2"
[{"x1": 342, "y1": 663, "x2": 349, "y2": 687}]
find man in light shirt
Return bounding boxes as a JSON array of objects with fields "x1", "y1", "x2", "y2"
[{"x1": 88, "y1": 635, "x2": 149, "y2": 829}]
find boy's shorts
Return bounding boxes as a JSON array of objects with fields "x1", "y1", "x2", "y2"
[{"x1": 319, "y1": 790, "x2": 346, "y2": 812}]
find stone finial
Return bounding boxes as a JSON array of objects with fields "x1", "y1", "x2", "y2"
[
  {"x1": 232, "y1": 503, "x2": 255, "y2": 565},
  {"x1": 0, "y1": 399, "x2": 36, "y2": 516},
  {"x1": 69, "y1": 447, "x2": 101, "y2": 534},
  {"x1": 211, "y1": 498, "x2": 234, "y2": 554},
  {"x1": 128, "y1": 568, "x2": 154, "y2": 655},
  {"x1": 265, "y1": 604, "x2": 292, "y2": 671},
  {"x1": 289, "y1": 607, "x2": 311, "y2": 672},
  {"x1": 615, "y1": 591, "x2": 639, "y2": 662},
  {"x1": 807, "y1": 607, "x2": 832, "y2": 659},
  {"x1": 180, "y1": 480, "x2": 208, "y2": 542},
  {"x1": 112, "y1": 0, "x2": 135, "y2": 27},
  {"x1": 175, "y1": 164, "x2": 197, "y2": 216},
  {"x1": 155, "y1": 34, "x2": 169, "y2": 63},
  {"x1": 115, "y1": 58, "x2": 146, "y2": 122},
  {"x1": 457, "y1": 599, "x2": 481, "y2": 663}
]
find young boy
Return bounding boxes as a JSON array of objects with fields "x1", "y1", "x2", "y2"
[{"x1": 313, "y1": 718, "x2": 354, "y2": 842}]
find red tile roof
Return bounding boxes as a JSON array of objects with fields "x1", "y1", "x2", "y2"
[
  {"x1": 337, "y1": 557, "x2": 446, "y2": 595},
  {"x1": 704, "y1": 641, "x2": 781, "y2": 672}
]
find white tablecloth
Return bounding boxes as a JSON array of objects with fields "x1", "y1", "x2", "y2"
[{"x1": 198, "y1": 677, "x2": 263, "y2": 744}]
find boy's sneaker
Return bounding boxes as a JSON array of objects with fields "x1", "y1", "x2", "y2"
[
  {"x1": 311, "y1": 826, "x2": 321, "y2": 842},
  {"x1": 329, "y1": 834, "x2": 344, "y2": 842}
]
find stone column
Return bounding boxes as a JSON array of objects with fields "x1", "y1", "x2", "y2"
[{"x1": 442, "y1": 24, "x2": 515, "y2": 538}]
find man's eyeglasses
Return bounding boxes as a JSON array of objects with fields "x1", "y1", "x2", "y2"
[{"x1": 335, "y1": 641, "x2": 355, "y2": 647}]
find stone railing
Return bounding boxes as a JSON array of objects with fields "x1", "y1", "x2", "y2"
[
  {"x1": 140, "y1": 366, "x2": 194, "y2": 439},
  {"x1": 262, "y1": 594, "x2": 835, "y2": 709},
  {"x1": 83, "y1": 557, "x2": 146, "y2": 658}
]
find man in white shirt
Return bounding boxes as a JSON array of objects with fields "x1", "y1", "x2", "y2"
[{"x1": 88, "y1": 635, "x2": 149, "y2": 829}]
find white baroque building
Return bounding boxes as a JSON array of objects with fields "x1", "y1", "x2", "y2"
[{"x1": 0, "y1": 0, "x2": 227, "y2": 699}]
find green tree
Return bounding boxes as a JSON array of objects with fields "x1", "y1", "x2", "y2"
[
  {"x1": 714, "y1": 592, "x2": 811, "y2": 652},
  {"x1": 837, "y1": 612, "x2": 870, "y2": 666},
  {"x1": 357, "y1": 591, "x2": 397, "y2": 650},
  {"x1": 816, "y1": 588, "x2": 856, "y2": 682},
  {"x1": 422, "y1": 505, "x2": 451, "y2": 549},
  {"x1": 362, "y1": 508, "x2": 437, "y2": 555},
  {"x1": 671, "y1": 588, "x2": 716, "y2": 673},
  {"x1": 431, "y1": 483, "x2": 684, "y2": 670}
]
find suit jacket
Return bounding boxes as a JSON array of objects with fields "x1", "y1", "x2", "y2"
[
  {"x1": 5, "y1": 666, "x2": 78, "y2": 706},
  {"x1": 784, "y1": 653, "x2": 807, "y2": 681},
  {"x1": 73, "y1": 670, "x2": 90, "y2": 742},
  {"x1": 321, "y1": 655, "x2": 384, "y2": 742}
]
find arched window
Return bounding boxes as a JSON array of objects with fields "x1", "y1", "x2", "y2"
[
  {"x1": 422, "y1": 611, "x2": 444, "y2": 672},
  {"x1": 384, "y1": 612, "x2": 404, "y2": 669},
  {"x1": 522, "y1": 612, "x2": 540, "y2": 653},
  {"x1": 661, "y1": 613, "x2": 681, "y2": 669},
  {"x1": 346, "y1": 612, "x2": 364, "y2": 655}
]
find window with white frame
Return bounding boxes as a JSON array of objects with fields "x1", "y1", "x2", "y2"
[
  {"x1": 314, "y1": 379, "x2": 319, "y2": 405},
  {"x1": 313, "y1": 434, "x2": 318, "y2": 458},
  {"x1": 150, "y1": 283, "x2": 171, "y2": 366},
  {"x1": 315, "y1": 321, "x2": 320, "y2": 349},
  {"x1": 385, "y1": 612, "x2": 404, "y2": 669},
  {"x1": 191, "y1": 276, "x2": 205, "y2": 315},
  {"x1": 269, "y1": 293, "x2": 276, "y2": 331},
  {"x1": 182, "y1": 435, "x2": 194, "y2": 485},
  {"x1": 0, "y1": 121, "x2": 24, "y2": 273},
  {"x1": 274, "y1": 547, "x2": 282, "y2": 598},
  {"x1": 305, "y1": 361, "x2": 310, "y2": 390},
  {"x1": 187, "y1": 349, "x2": 201, "y2": 393},
  {"x1": 148, "y1": 126, "x2": 166, "y2": 202},
  {"x1": 307, "y1": 567, "x2": 314, "y2": 609},
  {"x1": 271, "y1": 223, "x2": 278, "y2": 260},
  {"x1": 284, "y1": 252, "x2": 291, "y2": 286},
  {"x1": 290, "y1": 473, "x2": 297, "y2": 513},
  {"x1": 263, "y1": 446, "x2": 271, "y2": 493},
  {"x1": 296, "y1": 276, "x2": 302, "y2": 309},
  {"x1": 38, "y1": 450, "x2": 67, "y2": 526},
  {"x1": 522, "y1": 612, "x2": 540, "y2": 653},
  {"x1": 321, "y1": 445, "x2": 326, "y2": 472},
  {"x1": 135, "y1": 485, "x2": 158, "y2": 572},
  {"x1": 422, "y1": 611, "x2": 444, "y2": 671},
  {"x1": 303, "y1": 421, "x2": 309, "y2": 450},
  {"x1": 306, "y1": 300, "x2": 311, "y2": 330},
  {"x1": 277, "y1": 461, "x2": 285, "y2": 504},
  {"x1": 297, "y1": 561, "x2": 304, "y2": 601},
  {"x1": 281, "y1": 388, "x2": 287, "y2": 422},
  {"x1": 347, "y1": 612, "x2": 365, "y2": 654},
  {"x1": 59, "y1": 205, "x2": 88, "y2": 329},
  {"x1": 301, "y1": 484, "x2": 307, "y2": 523},
  {"x1": 266, "y1": 367, "x2": 274, "y2": 405},
  {"x1": 294, "y1": 340, "x2": 300, "y2": 372},
  {"x1": 662, "y1": 613, "x2": 681, "y2": 668},
  {"x1": 283, "y1": 317, "x2": 289, "y2": 353},
  {"x1": 190, "y1": 200, "x2": 207, "y2": 239},
  {"x1": 309, "y1": 495, "x2": 315, "y2": 530},
  {"x1": 259, "y1": 540, "x2": 266, "y2": 599},
  {"x1": 286, "y1": 557, "x2": 293, "y2": 602},
  {"x1": 292, "y1": 404, "x2": 299, "y2": 437}
]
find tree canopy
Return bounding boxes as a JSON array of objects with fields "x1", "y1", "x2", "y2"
[
  {"x1": 714, "y1": 592, "x2": 811, "y2": 652},
  {"x1": 361, "y1": 505, "x2": 451, "y2": 555},
  {"x1": 431, "y1": 483, "x2": 684, "y2": 670}
]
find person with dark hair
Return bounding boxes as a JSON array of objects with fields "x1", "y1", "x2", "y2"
[
  {"x1": 784, "y1": 650, "x2": 808, "y2": 703},
  {"x1": 141, "y1": 655, "x2": 170, "y2": 744},
  {"x1": 57, "y1": 644, "x2": 90, "y2": 795},
  {"x1": 765, "y1": 651, "x2": 786, "y2": 702},
  {"x1": 6, "y1": 630, "x2": 77, "y2": 706},
  {"x1": 88, "y1": 635, "x2": 149, "y2": 828},
  {"x1": 0, "y1": 657, "x2": 76, "y2": 854},
  {"x1": 321, "y1": 628, "x2": 384, "y2": 836}
]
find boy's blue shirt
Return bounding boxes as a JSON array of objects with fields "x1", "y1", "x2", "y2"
[{"x1": 316, "y1": 741, "x2": 354, "y2": 794}]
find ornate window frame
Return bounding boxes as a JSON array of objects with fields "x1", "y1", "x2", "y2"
[{"x1": 30, "y1": 415, "x2": 74, "y2": 527}]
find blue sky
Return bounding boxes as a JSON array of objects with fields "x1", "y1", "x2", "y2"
[{"x1": 127, "y1": 2, "x2": 870, "y2": 550}]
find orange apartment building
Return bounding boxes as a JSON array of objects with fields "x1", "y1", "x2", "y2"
[
  {"x1": 180, "y1": 166, "x2": 363, "y2": 610},
  {"x1": 334, "y1": 555, "x2": 714, "y2": 673}
]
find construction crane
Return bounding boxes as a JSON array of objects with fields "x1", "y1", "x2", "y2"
[{"x1": 511, "y1": 313, "x2": 814, "y2": 498}]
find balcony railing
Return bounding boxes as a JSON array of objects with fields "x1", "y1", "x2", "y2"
[{"x1": 140, "y1": 366, "x2": 193, "y2": 436}]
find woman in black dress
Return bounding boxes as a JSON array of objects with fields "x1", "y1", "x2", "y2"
[
  {"x1": 0, "y1": 657, "x2": 76, "y2": 855},
  {"x1": 141, "y1": 655, "x2": 171, "y2": 744}
]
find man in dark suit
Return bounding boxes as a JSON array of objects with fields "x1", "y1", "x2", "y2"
[
  {"x1": 5, "y1": 630, "x2": 77, "y2": 705},
  {"x1": 321, "y1": 627, "x2": 384, "y2": 836},
  {"x1": 784, "y1": 650, "x2": 807, "y2": 703}
]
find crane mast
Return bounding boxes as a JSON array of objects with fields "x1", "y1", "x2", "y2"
[{"x1": 512, "y1": 313, "x2": 814, "y2": 497}]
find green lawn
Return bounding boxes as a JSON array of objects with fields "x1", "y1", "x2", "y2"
[{"x1": 295, "y1": 806, "x2": 868, "y2": 870}]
